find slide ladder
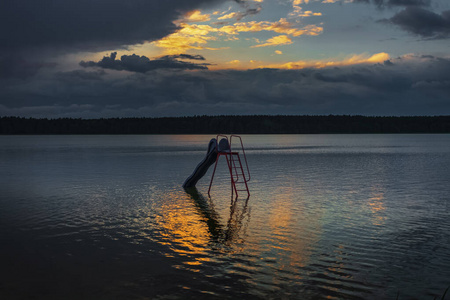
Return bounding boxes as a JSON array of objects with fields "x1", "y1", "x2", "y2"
[{"x1": 208, "y1": 135, "x2": 251, "y2": 199}]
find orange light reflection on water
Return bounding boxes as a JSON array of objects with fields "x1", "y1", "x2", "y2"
[
  {"x1": 166, "y1": 134, "x2": 212, "y2": 143},
  {"x1": 156, "y1": 191, "x2": 213, "y2": 269},
  {"x1": 264, "y1": 184, "x2": 322, "y2": 272},
  {"x1": 146, "y1": 187, "x2": 251, "y2": 272},
  {"x1": 368, "y1": 188, "x2": 386, "y2": 226}
]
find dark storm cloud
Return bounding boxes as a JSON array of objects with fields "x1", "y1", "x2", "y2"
[
  {"x1": 388, "y1": 0, "x2": 430, "y2": 5},
  {"x1": 160, "y1": 54, "x2": 206, "y2": 61},
  {"x1": 2, "y1": 56, "x2": 450, "y2": 118},
  {"x1": 0, "y1": 54, "x2": 57, "y2": 79},
  {"x1": 389, "y1": 0, "x2": 431, "y2": 5},
  {"x1": 357, "y1": 0, "x2": 450, "y2": 39},
  {"x1": 384, "y1": 7, "x2": 450, "y2": 38},
  {"x1": 0, "y1": 0, "x2": 220, "y2": 81},
  {"x1": 0, "y1": 0, "x2": 220, "y2": 54},
  {"x1": 353, "y1": 0, "x2": 431, "y2": 7},
  {"x1": 57, "y1": 70, "x2": 106, "y2": 83},
  {"x1": 232, "y1": 0, "x2": 262, "y2": 21},
  {"x1": 80, "y1": 52, "x2": 209, "y2": 73}
]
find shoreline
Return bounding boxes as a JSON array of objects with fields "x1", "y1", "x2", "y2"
[{"x1": 1, "y1": 115, "x2": 450, "y2": 134}]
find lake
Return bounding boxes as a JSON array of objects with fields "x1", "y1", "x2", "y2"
[{"x1": 1, "y1": 134, "x2": 449, "y2": 299}]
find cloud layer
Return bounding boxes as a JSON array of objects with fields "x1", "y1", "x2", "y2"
[{"x1": 1, "y1": 55, "x2": 449, "y2": 118}]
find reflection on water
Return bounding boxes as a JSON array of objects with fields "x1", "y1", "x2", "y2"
[
  {"x1": 156, "y1": 187, "x2": 251, "y2": 274},
  {"x1": 185, "y1": 187, "x2": 251, "y2": 247},
  {"x1": 368, "y1": 187, "x2": 386, "y2": 226},
  {"x1": 1, "y1": 134, "x2": 450, "y2": 299}
]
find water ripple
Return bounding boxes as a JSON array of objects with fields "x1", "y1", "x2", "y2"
[{"x1": 2, "y1": 134, "x2": 450, "y2": 299}]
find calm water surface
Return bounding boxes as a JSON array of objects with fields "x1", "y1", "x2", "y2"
[{"x1": 1, "y1": 134, "x2": 449, "y2": 299}]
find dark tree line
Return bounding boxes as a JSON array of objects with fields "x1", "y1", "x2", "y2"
[{"x1": 1, "y1": 115, "x2": 450, "y2": 134}]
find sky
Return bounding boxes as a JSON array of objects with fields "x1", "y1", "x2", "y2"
[{"x1": 1, "y1": 0, "x2": 449, "y2": 118}]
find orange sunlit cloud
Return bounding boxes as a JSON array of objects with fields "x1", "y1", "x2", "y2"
[
  {"x1": 218, "y1": 12, "x2": 238, "y2": 20},
  {"x1": 366, "y1": 52, "x2": 391, "y2": 63},
  {"x1": 153, "y1": 12, "x2": 323, "y2": 54},
  {"x1": 153, "y1": 23, "x2": 229, "y2": 53},
  {"x1": 255, "y1": 52, "x2": 391, "y2": 69},
  {"x1": 150, "y1": 9, "x2": 388, "y2": 71},
  {"x1": 290, "y1": 0, "x2": 322, "y2": 18},
  {"x1": 177, "y1": 10, "x2": 211, "y2": 23},
  {"x1": 297, "y1": 10, "x2": 323, "y2": 17},
  {"x1": 251, "y1": 35, "x2": 293, "y2": 48},
  {"x1": 228, "y1": 59, "x2": 241, "y2": 65},
  {"x1": 222, "y1": 18, "x2": 323, "y2": 37}
]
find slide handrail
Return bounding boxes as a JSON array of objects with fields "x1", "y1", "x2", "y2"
[
  {"x1": 208, "y1": 134, "x2": 251, "y2": 199},
  {"x1": 230, "y1": 135, "x2": 251, "y2": 182}
]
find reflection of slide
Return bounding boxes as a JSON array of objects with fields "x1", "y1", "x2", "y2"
[
  {"x1": 184, "y1": 186, "x2": 250, "y2": 244},
  {"x1": 184, "y1": 187, "x2": 223, "y2": 238},
  {"x1": 183, "y1": 138, "x2": 218, "y2": 188}
]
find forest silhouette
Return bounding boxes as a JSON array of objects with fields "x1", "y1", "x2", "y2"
[{"x1": 1, "y1": 115, "x2": 450, "y2": 134}]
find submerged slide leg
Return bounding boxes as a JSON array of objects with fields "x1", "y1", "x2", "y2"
[{"x1": 208, "y1": 156, "x2": 220, "y2": 197}]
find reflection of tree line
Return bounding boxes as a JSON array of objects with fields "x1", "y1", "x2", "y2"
[
  {"x1": 185, "y1": 187, "x2": 250, "y2": 246},
  {"x1": 1, "y1": 115, "x2": 450, "y2": 134}
]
